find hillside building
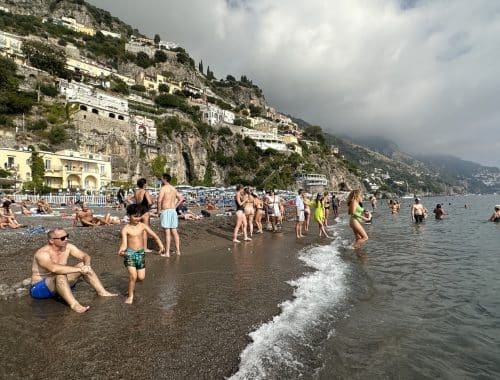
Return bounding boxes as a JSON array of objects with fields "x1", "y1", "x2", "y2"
[
  {"x1": 47, "y1": 17, "x2": 96, "y2": 36},
  {"x1": 202, "y1": 104, "x2": 235, "y2": 126},
  {"x1": 65, "y1": 57, "x2": 135, "y2": 85},
  {"x1": 100, "y1": 30, "x2": 121, "y2": 39},
  {"x1": 131, "y1": 115, "x2": 157, "y2": 144},
  {"x1": 58, "y1": 79, "x2": 129, "y2": 122},
  {"x1": 0, "y1": 148, "x2": 112, "y2": 191},
  {"x1": 295, "y1": 173, "x2": 328, "y2": 193},
  {"x1": 0, "y1": 30, "x2": 24, "y2": 61},
  {"x1": 233, "y1": 127, "x2": 288, "y2": 152}
]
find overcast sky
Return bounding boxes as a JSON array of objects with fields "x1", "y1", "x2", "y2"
[{"x1": 88, "y1": 0, "x2": 500, "y2": 168}]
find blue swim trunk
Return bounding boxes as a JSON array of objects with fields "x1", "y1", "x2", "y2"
[
  {"x1": 123, "y1": 248, "x2": 145, "y2": 269},
  {"x1": 30, "y1": 279, "x2": 56, "y2": 299},
  {"x1": 160, "y1": 209, "x2": 178, "y2": 229}
]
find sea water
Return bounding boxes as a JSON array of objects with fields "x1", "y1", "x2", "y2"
[{"x1": 232, "y1": 195, "x2": 500, "y2": 379}]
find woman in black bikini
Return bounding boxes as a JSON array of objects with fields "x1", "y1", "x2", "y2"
[
  {"x1": 232, "y1": 184, "x2": 251, "y2": 243},
  {"x1": 134, "y1": 178, "x2": 153, "y2": 252}
]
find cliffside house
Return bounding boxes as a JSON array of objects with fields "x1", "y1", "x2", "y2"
[{"x1": 58, "y1": 79, "x2": 130, "y2": 122}]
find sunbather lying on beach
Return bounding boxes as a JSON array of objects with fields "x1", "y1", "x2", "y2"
[{"x1": 74, "y1": 203, "x2": 115, "y2": 227}]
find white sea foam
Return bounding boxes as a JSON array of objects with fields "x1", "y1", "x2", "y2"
[{"x1": 230, "y1": 240, "x2": 349, "y2": 379}]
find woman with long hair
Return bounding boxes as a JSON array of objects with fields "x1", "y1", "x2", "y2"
[
  {"x1": 233, "y1": 184, "x2": 251, "y2": 242},
  {"x1": 347, "y1": 189, "x2": 369, "y2": 248},
  {"x1": 134, "y1": 178, "x2": 153, "y2": 252},
  {"x1": 244, "y1": 187, "x2": 256, "y2": 237},
  {"x1": 310, "y1": 193, "x2": 330, "y2": 238},
  {"x1": 253, "y1": 190, "x2": 264, "y2": 233}
]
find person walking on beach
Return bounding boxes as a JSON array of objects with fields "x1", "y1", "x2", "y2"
[
  {"x1": 118, "y1": 204, "x2": 164, "y2": 304},
  {"x1": 157, "y1": 173, "x2": 183, "y2": 257},
  {"x1": 232, "y1": 184, "x2": 251, "y2": 242},
  {"x1": 295, "y1": 189, "x2": 305, "y2": 238},
  {"x1": 347, "y1": 190, "x2": 370, "y2": 248},
  {"x1": 331, "y1": 194, "x2": 339, "y2": 218},
  {"x1": 310, "y1": 193, "x2": 330, "y2": 238},
  {"x1": 411, "y1": 198, "x2": 427, "y2": 223},
  {"x1": 30, "y1": 227, "x2": 117, "y2": 313},
  {"x1": 133, "y1": 178, "x2": 153, "y2": 253},
  {"x1": 303, "y1": 192, "x2": 311, "y2": 232},
  {"x1": 116, "y1": 186, "x2": 125, "y2": 209}
]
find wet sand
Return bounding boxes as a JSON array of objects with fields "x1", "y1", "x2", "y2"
[{"x1": 0, "y1": 208, "x2": 324, "y2": 378}]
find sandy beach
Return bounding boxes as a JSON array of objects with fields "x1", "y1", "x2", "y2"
[{"x1": 0, "y1": 206, "x2": 323, "y2": 378}]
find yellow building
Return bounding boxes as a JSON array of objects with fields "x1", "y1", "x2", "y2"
[{"x1": 0, "y1": 148, "x2": 112, "y2": 191}]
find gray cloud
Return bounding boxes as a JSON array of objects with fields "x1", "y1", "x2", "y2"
[{"x1": 88, "y1": 0, "x2": 500, "y2": 168}]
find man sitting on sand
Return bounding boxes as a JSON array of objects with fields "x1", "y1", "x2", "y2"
[
  {"x1": 30, "y1": 227, "x2": 117, "y2": 313},
  {"x1": 36, "y1": 198, "x2": 52, "y2": 214},
  {"x1": 74, "y1": 203, "x2": 113, "y2": 227}
]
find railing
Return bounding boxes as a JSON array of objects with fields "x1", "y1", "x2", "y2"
[{"x1": 12, "y1": 194, "x2": 108, "y2": 206}]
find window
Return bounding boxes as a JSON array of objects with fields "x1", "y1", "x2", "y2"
[
  {"x1": 100, "y1": 165, "x2": 105, "y2": 174},
  {"x1": 45, "y1": 159, "x2": 51, "y2": 169},
  {"x1": 7, "y1": 156, "x2": 14, "y2": 168}
]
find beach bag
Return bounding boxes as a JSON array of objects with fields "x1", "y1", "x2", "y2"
[{"x1": 265, "y1": 204, "x2": 274, "y2": 215}]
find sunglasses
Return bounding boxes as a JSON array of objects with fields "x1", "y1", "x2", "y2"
[{"x1": 52, "y1": 234, "x2": 69, "y2": 241}]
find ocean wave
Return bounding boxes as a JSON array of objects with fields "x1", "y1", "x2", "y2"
[{"x1": 230, "y1": 239, "x2": 349, "y2": 379}]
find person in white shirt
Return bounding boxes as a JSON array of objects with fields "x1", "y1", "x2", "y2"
[{"x1": 295, "y1": 189, "x2": 305, "y2": 238}]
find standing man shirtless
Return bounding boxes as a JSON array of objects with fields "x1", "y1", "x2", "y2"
[
  {"x1": 31, "y1": 227, "x2": 117, "y2": 313},
  {"x1": 157, "y1": 173, "x2": 183, "y2": 257},
  {"x1": 411, "y1": 198, "x2": 427, "y2": 223}
]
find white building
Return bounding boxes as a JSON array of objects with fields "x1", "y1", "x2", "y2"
[
  {"x1": 202, "y1": 104, "x2": 235, "y2": 126},
  {"x1": 125, "y1": 41, "x2": 156, "y2": 57},
  {"x1": 236, "y1": 127, "x2": 288, "y2": 152},
  {"x1": 131, "y1": 115, "x2": 157, "y2": 142},
  {"x1": 100, "y1": 30, "x2": 121, "y2": 39},
  {"x1": 295, "y1": 173, "x2": 328, "y2": 188},
  {"x1": 0, "y1": 30, "x2": 23, "y2": 59},
  {"x1": 66, "y1": 57, "x2": 135, "y2": 85},
  {"x1": 159, "y1": 40, "x2": 178, "y2": 50},
  {"x1": 58, "y1": 79, "x2": 129, "y2": 122}
]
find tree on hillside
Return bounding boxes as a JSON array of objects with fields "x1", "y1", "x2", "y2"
[
  {"x1": 198, "y1": 60, "x2": 204, "y2": 74},
  {"x1": 22, "y1": 41, "x2": 67, "y2": 78},
  {"x1": 226, "y1": 75, "x2": 236, "y2": 82},
  {"x1": 150, "y1": 155, "x2": 167, "y2": 178},
  {"x1": 154, "y1": 33, "x2": 161, "y2": 46},
  {"x1": 136, "y1": 51, "x2": 153, "y2": 68},
  {"x1": 154, "y1": 49, "x2": 167, "y2": 63},
  {"x1": 304, "y1": 125, "x2": 326, "y2": 144},
  {"x1": 48, "y1": 125, "x2": 67, "y2": 144},
  {"x1": 206, "y1": 66, "x2": 215, "y2": 80},
  {"x1": 0, "y1": 56, "x2": 19, "y2": 92}
]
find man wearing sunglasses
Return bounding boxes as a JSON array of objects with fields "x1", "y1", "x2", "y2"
[{"x1": 31, "y1": 228, "x2": 117, "y2": 313}]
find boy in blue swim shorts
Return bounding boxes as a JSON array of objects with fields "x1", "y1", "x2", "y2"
[{"x1": 118, "y1": 204, "x2": 164, "y2": 304}]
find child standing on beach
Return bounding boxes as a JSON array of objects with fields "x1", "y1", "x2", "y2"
[{"x1": 118, "y1": 204, "x2": 164, "y2": 304}]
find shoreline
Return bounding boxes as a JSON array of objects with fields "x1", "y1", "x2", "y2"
[{"x1": 0, "y1": 206, "x2": 336, "y2": 378}]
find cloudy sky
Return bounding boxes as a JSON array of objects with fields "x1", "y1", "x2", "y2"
[{"x1": 88, "y1": 0, "x2": 500, "y2": 168}]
